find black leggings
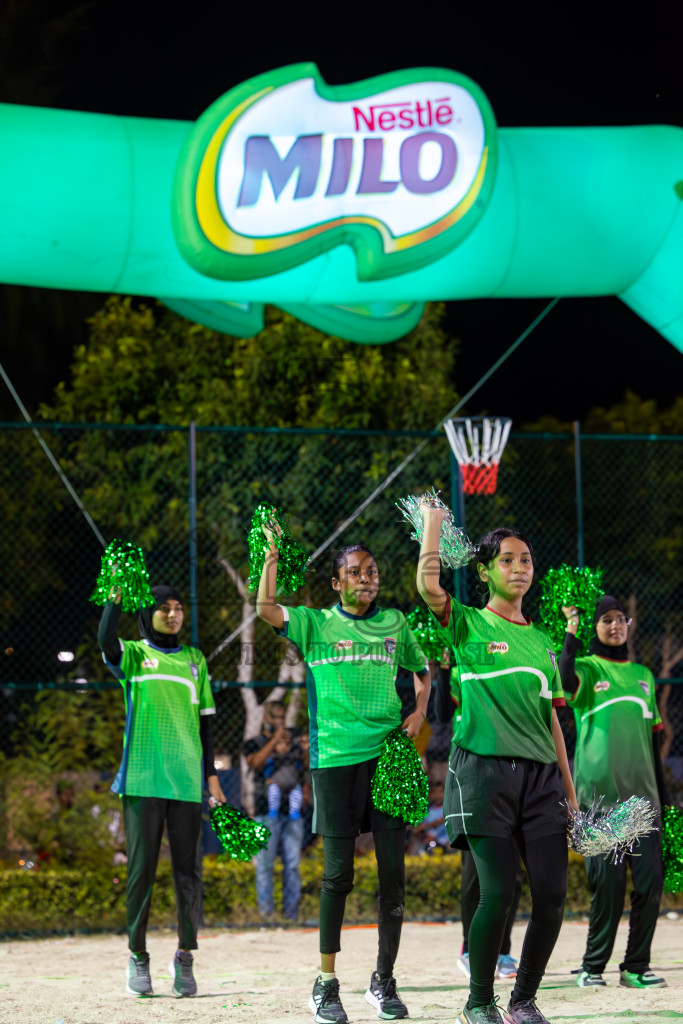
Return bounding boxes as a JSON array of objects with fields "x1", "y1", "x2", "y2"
[
  {"x1": 467, "y1": 833, "x2": 567, "y2": 1007},
  {"x1": 123, "y1": 795, "x2": 202, "y2": 952},
  {"x1": 461, "y1": 848, "x2": 523, "y2": 956},
  {"x1": 320, "y1": 828, "x2": 405, "y2": 977}
]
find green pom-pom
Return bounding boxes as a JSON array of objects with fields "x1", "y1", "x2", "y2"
[
  {"x1": 210, "y1": 804, "x2": 271, "y2": 861},
  {"x1": 538, "y1": 564, "x2": 604, "y2": 652},
  {"x1": 247, "y1": 502, "x2": 308, "y2": 596},
  {"x1": 371, "y1": 727, "x2": 429, "y2": 827},
  {"x1": 90, "y1": 540, "x2": 155, "y2": 613},
  {"x1": 662, "y1": 804, "x2": 683, "y2": 893},
  {"x1": 406, "y1": 607, "x2": 446, "y2": 662}
]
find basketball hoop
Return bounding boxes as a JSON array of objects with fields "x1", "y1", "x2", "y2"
[{"x1": 443, "y1": 417, "x2": 512, "y2": 495}]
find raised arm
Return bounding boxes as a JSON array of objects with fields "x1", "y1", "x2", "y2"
[
  {"x1": 255, "y1": 524, "x2": 285, "y2": 630},
  {"x1": 559, "y1": 605, "x2": 581, "y2": 693},
  {"x1": 98, "y1": 590, "x2": 122, "y2": 666},
  {"x1": 416, "y1": 503, "x2": 449, "y2": 621}
]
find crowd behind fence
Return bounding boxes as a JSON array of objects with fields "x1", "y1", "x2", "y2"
[{"x1": 1, "y1": 422, "x2": 682, "y2": 857}]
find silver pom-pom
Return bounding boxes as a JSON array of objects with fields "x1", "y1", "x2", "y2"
[
  {"x1": 396, "y1": 488, "x2": 476, "y2": 570},
  {"x1": 568, "y1": 795, "x2": 658, "y2": 862}
]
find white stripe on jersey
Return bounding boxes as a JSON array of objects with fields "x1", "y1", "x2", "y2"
[
  {"x1": 460, "y1": 665, "x2": 553, "y2": 699},
  {"x1": 130, "y1": 673, "x2": 199, "y2": 704},
  {"x1": 579, "y1": 695, "x2": 653, "y2": 724},
  {"x1": 446, "y1": 773, "x2": 472, "y2": 834}
]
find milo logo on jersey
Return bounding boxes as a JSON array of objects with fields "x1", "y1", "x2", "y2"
[
  {"x1": 594, "y1": 680, "x2": 610, "y2": 692},
  {"x1": 173, "y1": 63, "x2": 497, "y2": 282},
  {"x1": 336, "y1": 640, "x2": 354, "y2": 651},
  {"x1": 487, "y1": 642, "x2": 509, "y2": 654}
]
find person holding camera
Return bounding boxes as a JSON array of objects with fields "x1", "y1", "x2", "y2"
[{"x1": 243, "y1": 700, "x2": 307, "y2": 920}]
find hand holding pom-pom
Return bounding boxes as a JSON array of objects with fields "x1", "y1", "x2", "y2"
[
  {"x1": 371, "y1": 727, "x2": 429, "y2": 827},
  {"x1": 396, "y1": 488, "x2": 475, "y2": 571},
  {"x1": 90, "y1": 539, "x2": 154, "y2": 614},
  {"x1": 247, "y1": 502, "x2": 307, "y2": 596}
]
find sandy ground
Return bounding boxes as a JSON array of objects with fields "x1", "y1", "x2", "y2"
[{"x1": 0, "y1": 918, "x2": 681, "y2": 1024}]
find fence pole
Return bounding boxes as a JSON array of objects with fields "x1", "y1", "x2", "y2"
[
  {"x1": 450, "y1": 448, "x2": 467, "y2": 604},
  {"x1": 573, "y1": 420, "x2": 585, "y2": 569},
  {"x1": 188, "y1": 421, "x2": 200, "y2": 646}
]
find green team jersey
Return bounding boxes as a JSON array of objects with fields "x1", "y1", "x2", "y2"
[
  {"x1": 566, "y1": 655, "x2": 662, "y2": 811},
  {"x1": 106, "y1": 639, "x2": 215, "y2": 802},
  {"x1": 280, "y1": 603, "x2": 429, "y2": 769},
  {"x1": 432, "y1": 595, "x2": 565, "y2": 762}
]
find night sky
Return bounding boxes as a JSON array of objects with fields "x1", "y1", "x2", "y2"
[{"x1": 1, "y1": 1, "x2": 681, "y2": 423}]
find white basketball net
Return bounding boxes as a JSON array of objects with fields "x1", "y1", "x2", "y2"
[
  {"x1": 443, "y1": 416, "x2": 512, "y2": 466},
  {"x1": 443, "y1": 417, "x2": 512, "y2": 495}
]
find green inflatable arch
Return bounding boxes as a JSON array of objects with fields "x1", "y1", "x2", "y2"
[{"x1": 0, "y1": 63, "x2": 681, "y2": 348}]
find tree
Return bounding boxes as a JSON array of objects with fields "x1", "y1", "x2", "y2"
[{"x1": 2, "y1": 299, "x2": 462, "y2": 775}]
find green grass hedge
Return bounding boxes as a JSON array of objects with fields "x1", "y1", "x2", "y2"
[{"x1": 1, "y1": 847, "x2": 680, "y2": 936}]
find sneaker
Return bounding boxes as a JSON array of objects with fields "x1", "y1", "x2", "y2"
[
  {"x1": 457, "y1": 952, "x2": 471, "y2": 979},
  {"x1": 308, "y1": 976, "x2": 348, "y2": 1024},
  {"x1": 576, "y1": 970, "x2": 606, "y2": 987},
  {"x1": 503, "y1": 998, "x2": 551, "y2": 1024},
  {"x1": 365, "y1": 972, "x2": 409, "y2": 1020},
  {"x1": 458, "y1": 996, "x2": 504, "y2": 1023},
  {"x1": 168, "y1": 950, "x2": 197, "y2": 997},
  {"x1": 496, "y1": 954, "x2": 518, "y2": 979},
  {"x1": 126, "y1": 951, "x2": 153, "y2": 996},
  {"x1": 619, "y1": 969, "x2": 667, "y2": 988}
]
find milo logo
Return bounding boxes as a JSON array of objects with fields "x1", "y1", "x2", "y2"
[
  {"x1": 594, "y1": 680, "x2": 610, "y2": 692},
  {"x1": 487, "y1": 642, "x2": 509, "y2": 654},
  {"x1": 336, "y1": 639, "x2": 353, "y2": 650},
  {"x1": 173, "y1": 63, "x2": 497, "y2": 282}
]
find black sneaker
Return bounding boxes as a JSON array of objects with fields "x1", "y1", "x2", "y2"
[
  {"x1": 365, "y1": 972, "x2": 409, "y2": 1019},
  {"x1": 458, "y1": 996, "x2": 504, "y2": 1023},
  {"x1": 308, "y1": 975, "x2": 348, "y2": 1023},
  {"x1": 168, "y1": 950, "x2": 197, "y2": 997},
  {"x1": 126, "y1": 951, "x2": 153, "y2": 996},
  {"x1": 576, "y1": 969, "x2": 606, "y2": 987},
  {"x1": 503, "y1": 997, "x2": 551, "y2": 1023}
]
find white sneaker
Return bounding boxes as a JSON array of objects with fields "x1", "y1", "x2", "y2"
[
  {"x1": 496, "y1": 954, "x2": 518, "y2": 978},
  {"x1": 457, "y1": 952, "x2": 471, "y2": 979}
]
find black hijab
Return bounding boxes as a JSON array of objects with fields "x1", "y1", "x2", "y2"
[
  {"x1": 138, "y1": 585, "x2": 184, "y2": 650},
  {"x1": 588, "y1": 595, "x2": 629, "y2": 661}
]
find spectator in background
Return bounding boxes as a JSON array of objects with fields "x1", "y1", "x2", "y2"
[{"x1": 243, "y1": 701, "x2": 307, "y2": 921}]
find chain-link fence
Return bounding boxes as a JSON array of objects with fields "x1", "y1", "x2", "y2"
[{"x1": 1, "y1": 422, "x2": 682, "y2": 857}]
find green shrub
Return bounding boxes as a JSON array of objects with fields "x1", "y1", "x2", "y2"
[{"x1": 1, "y1": 849, "x2": 680, "y2": 936}]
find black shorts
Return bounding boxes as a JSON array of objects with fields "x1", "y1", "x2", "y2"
[
  {"x1": 311, "y1": 758, "x2": 404, "y2": 838},
  {"x1": 444, "y1": 745, "x2": 568, "y2": 851}
]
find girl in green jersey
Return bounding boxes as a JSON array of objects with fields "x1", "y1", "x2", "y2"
[
  {"x1": 561, "y1": 596, "x2": 667, "y2": 990},
  {"x1": 99, "y1": 585, "x2": 226, "y2": 999},
  {"x1": 418, "y1": 504, "x2": 577, "y2": 1024},
  {"x1": 257, "y1": 531, "x2": 430, "y2": 1024}
]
